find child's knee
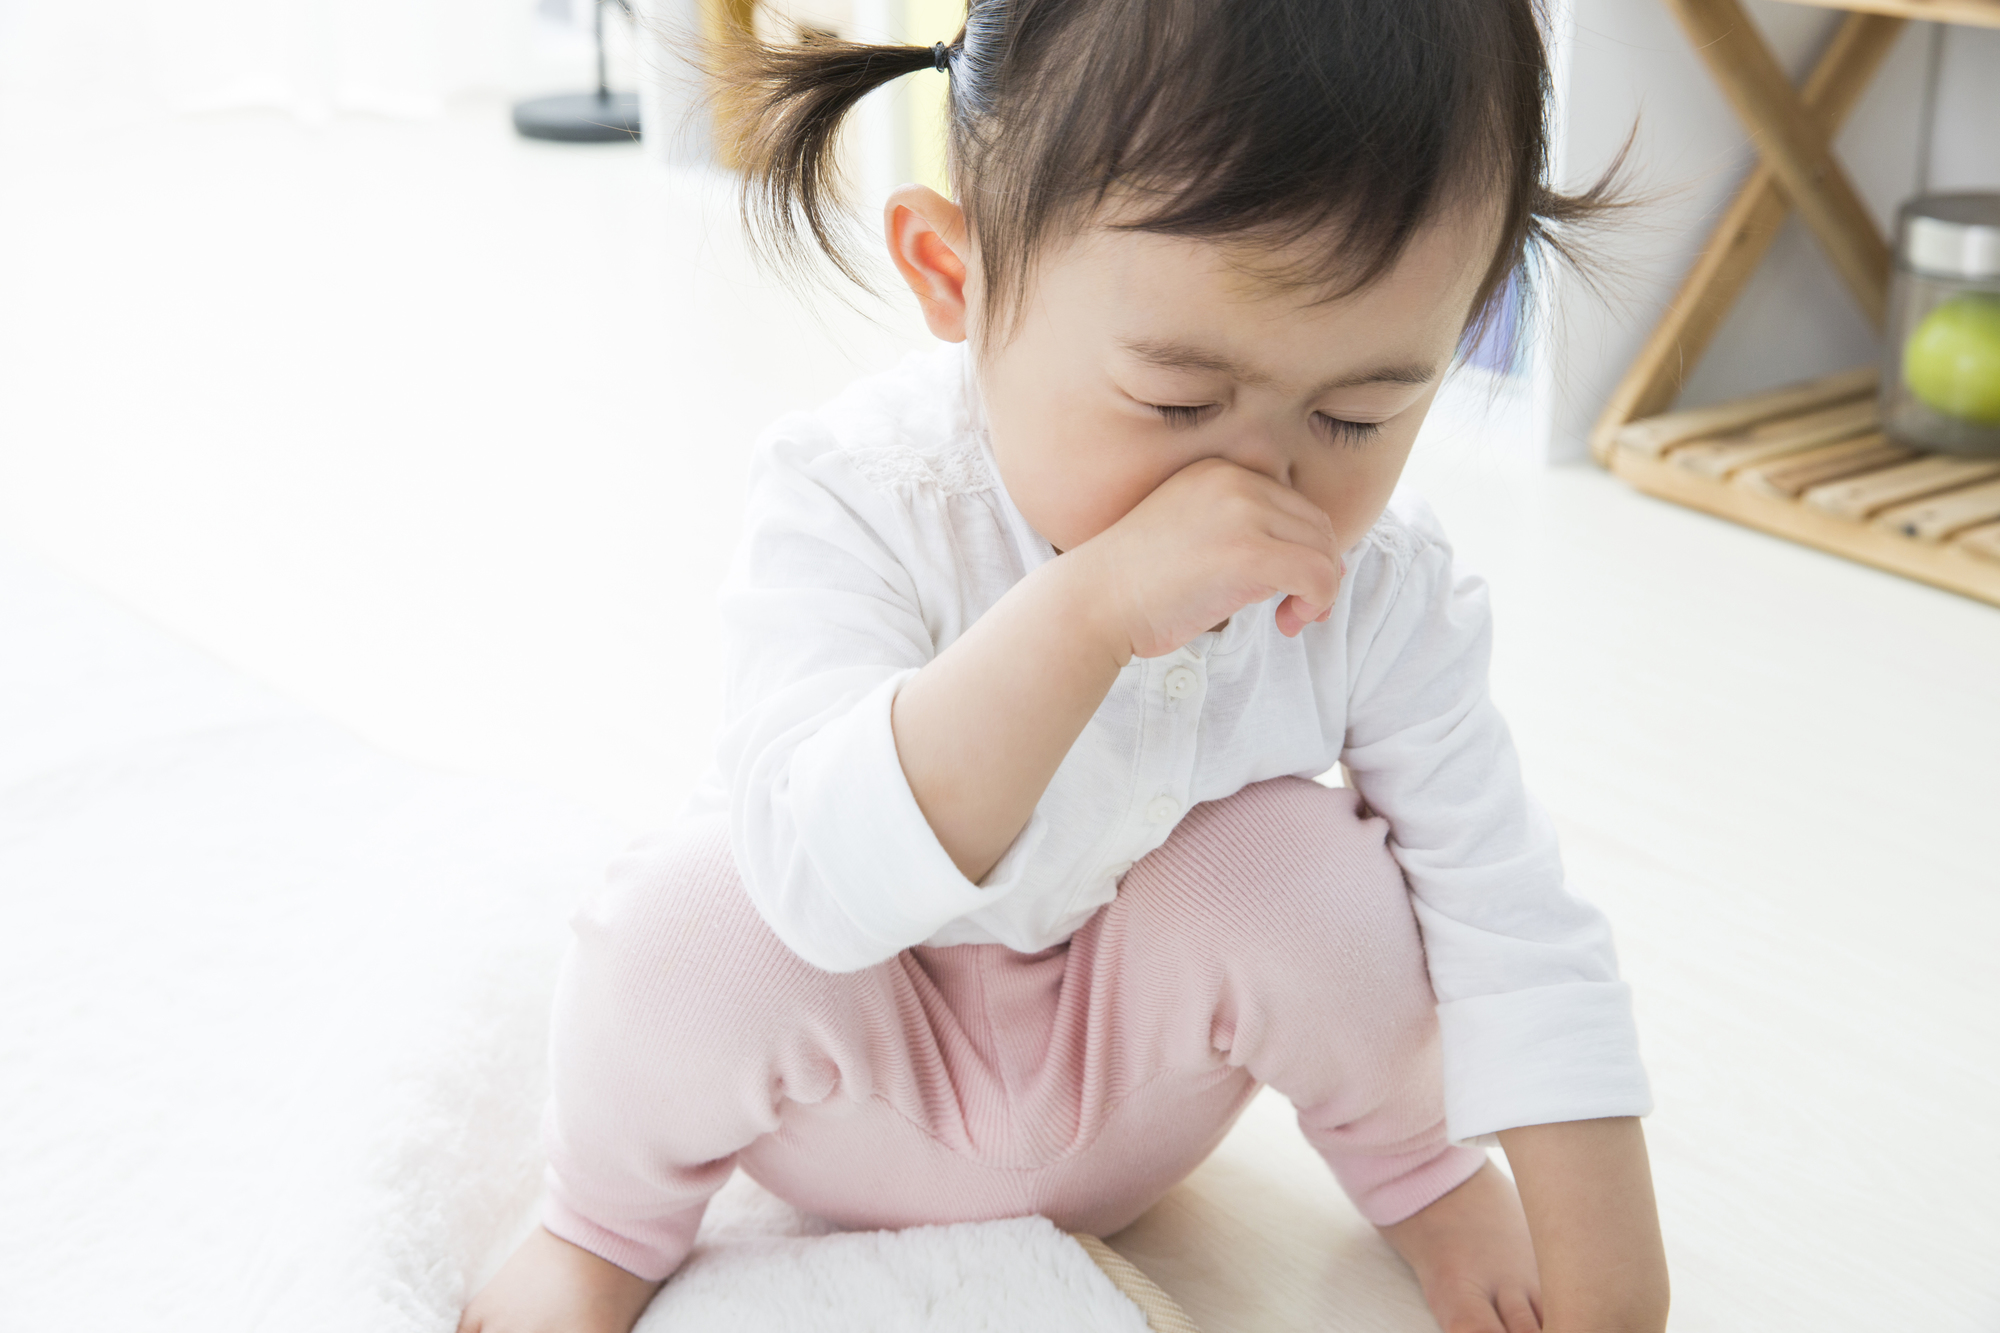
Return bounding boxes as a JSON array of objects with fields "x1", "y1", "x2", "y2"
[
  {"x1": 1119, "y1": 779, "x2": 1453, "y2": 1146},
  {"x1": 579, "y1": 816, "x2": 750, "y2": 967},
  {"x1": 1120, "y1": 772, "x2": 1448, "y2": 1096},
  {"x1": 546, "y1": 816, "x2": 859, "y2": 1174},
  {"x1": 1156, "y1": 778, "x2": 1424, "y2": 973},
  {"x1": 560, "y1": 815, "x2": 810, "y2": 1062}
]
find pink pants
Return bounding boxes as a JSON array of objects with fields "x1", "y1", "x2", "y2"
[{"x1": 540, "y1": 777, "x2": 1485, "y2": 1281}]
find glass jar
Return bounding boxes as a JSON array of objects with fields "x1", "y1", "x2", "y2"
[{"x1": 1880, "y1": 193, "x2": 2000, "y2": 458}]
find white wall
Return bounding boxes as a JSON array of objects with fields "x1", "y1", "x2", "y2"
[
  {"x1": 1543, "y1": 2, "x2": 2000, "y2": 463},
  {"x1": 0, "y1": 0, "x2": 629, "y2": 141}
]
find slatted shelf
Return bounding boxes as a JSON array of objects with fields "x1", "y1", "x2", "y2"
[{"x1": 1606, "y1": 366, "x2": 2000, "y2": 607}]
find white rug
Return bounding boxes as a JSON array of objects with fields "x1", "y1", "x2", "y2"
[
  {"x1": 0, "y1": 544, "x2": 1158, "y2": 1333},
  {"x1": 640, "y1": 1175, "x2": 1152, "y2": 1331}
]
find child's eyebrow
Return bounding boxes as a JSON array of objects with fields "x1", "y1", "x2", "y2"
[
  {"x1": 1118, "y1": 337, "x2": 1437, "y2": 394},
  {"x1": 1119, "y1": 338, "x2": 1270, "y2": 382},
  {"x1": 1312, "y1": 361, "x2": 1440, "y2": 394}
]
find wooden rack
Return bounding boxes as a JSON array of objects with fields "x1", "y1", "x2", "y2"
[
  {"x1": 1593, "y1": 0, "x2": 2000, "y2": 605},
  {"x1": 1605, "y1": 365, "x2": 2000, "y2": 604}
]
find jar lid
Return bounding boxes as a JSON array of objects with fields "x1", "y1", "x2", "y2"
[{"x1": 1898, "y1": 193, "x2": 2000, "y2": 280}]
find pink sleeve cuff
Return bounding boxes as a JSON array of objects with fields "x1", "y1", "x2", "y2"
[{"x1": 539, "y1": 1189, "x2": 706, "y2": 1283}]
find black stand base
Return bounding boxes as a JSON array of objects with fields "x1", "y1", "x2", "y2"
[{"x1": 512, "y1": 91, "x2": 642, "y2": 143}]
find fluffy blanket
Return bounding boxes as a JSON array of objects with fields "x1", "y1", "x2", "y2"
[{"x1": 0, "y1": 545, "x2": 1152, "y2": 1332}]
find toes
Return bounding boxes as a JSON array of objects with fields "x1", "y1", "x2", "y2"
[
  {"x1": 1497, "y1": 1286, "x2": 1542, "y2": 1333},
  {"x1": 1430, "y1": 1279, "x2": 1509, "y2": 1333}
]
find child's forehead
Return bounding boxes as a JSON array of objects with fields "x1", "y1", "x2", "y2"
[
  {"x1": 1115, "y1": 328, "x2": 1444, "y2": 398},
  {"x1": 1033, "y1": 192, "x2": 1502, "y2": 297},
  {"x1": 971, "y1": 213, "x2": 1489, "y2": 391},
  {"x1": 1049, "y1": 208, "x2": 1497, "y2": 324}
]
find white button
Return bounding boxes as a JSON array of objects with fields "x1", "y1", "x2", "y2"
[
  {"x1": 1144, "y1": 795, "x2": 1180, "y2": 824},
  {"x1": 1163, "y1": 666, "x2": 1199, "y2": 699}
]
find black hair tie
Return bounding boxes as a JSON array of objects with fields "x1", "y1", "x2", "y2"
[{"x1": 931, "y1": 41, "x2": 952, "y2": 73}]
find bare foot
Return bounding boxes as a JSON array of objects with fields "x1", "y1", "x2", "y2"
[
  {"x1": 458, "y1": 1226, "x2": 664, "y2": 1333},
  {"x1": 1381, "y1": 1162, "x2": 1543, "y2": 1333}
]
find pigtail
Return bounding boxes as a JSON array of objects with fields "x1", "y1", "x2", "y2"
[
  {"x1": 716, "y1": 34, "x2": 951, "y2": 289},
  {"x1": 711, "y1": 0, "x2": 1637, "y2": 355}
]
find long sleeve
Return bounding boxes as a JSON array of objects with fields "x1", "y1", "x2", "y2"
[
  {"x1": 1338, "y1": 505, "x2": 1652, "y2": 1142},
  {"x1": 713, "y1": 428, "x2": 1046, "y2": 973}
]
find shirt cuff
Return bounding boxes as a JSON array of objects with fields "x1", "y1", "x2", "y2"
[
  {"x1": 1437, "y1": 980, "x2": 1653, "y2": 1144},
  {"x1": 787, "y1": 671, "x2": 1035, "y2": 965},
  {"x1": 540, "y1": 1189, "x2": 704, "y2": 1283}
]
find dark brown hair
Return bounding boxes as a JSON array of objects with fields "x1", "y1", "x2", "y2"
[{"x1": 718, "y1": 0, "x2": 1619, "y2": 344}]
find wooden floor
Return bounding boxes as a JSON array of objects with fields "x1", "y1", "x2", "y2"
[{"x1": 4, "y1": 108, "x2": 1995, "y2": 1333}]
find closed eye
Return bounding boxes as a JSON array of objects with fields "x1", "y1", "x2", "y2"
[
  {"x1": 1313, "y1": 413, "x2": 1381, "y2": 447},
  {"x1": 1149, "y1": 403, "x2": 1217, "y2": 429}
]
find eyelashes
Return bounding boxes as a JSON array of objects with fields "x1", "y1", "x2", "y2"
[
  {"x1": 1151, "y1": 404, "x2": 1212, "y2": 429},
  {"x1": 1146, "y1": 403, "x2": 1381, "y2": 447},
  {"x1": 1312, "y1": 413, "x2": 1381, "y2": 447}
]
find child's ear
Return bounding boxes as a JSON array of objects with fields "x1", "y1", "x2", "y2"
[{"x1": 884, "y1": 185, "x2": 971, "y2": 343}]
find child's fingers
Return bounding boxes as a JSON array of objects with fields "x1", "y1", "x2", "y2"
[
  {"x1": 1258, "y1": 507, "x2": 1343, "y2": 560},
  {"x1": 1274, "y1": 595, "x2": 1308, "y2": 636},
  {"x1": 1315, "y1": 556, "x2": 1345, "y2": 622},
  {"x1": 1238, "y1": 466, "x2": 1339, "y2": 538},
  {"x1": 1268, "y1": 541, "x2": 1344, "y2": 634},
  {"x1": 1317, "y1": 559, "x2": 1342, "y2": 621},
  {"x1": 1275, "y1": 593, "x2": 1327, "y2": 636}
]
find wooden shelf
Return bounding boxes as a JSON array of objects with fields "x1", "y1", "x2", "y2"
[
  {"x1": 1608, "y1": 369, "x2": 2000, "y2": 607},
  {"x1": 1768, "y1": 0, "x2": 2000, "y2": 30},
  {"x1": 1595, "y1": 0, "x2": 2000, "y2": 608}
]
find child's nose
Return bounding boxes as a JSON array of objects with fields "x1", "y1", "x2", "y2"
[{"x1": 1220, "y1": 430, "x2": 1292, "y2": 488}]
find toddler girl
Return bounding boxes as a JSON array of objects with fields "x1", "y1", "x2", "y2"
[{"x1": 465, "y1": 1, "x2": 1668, "y2": 1329}]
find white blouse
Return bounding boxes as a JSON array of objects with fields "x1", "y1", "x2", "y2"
[{"x1": 690, "y1": 343, "x2": 1651, "y2": 1142}]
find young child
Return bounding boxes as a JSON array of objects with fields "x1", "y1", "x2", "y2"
[{"x1": 464, "y1": 1, "x2": 1668, "y2": 1329}]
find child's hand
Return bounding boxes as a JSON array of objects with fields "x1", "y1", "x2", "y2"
[
  {"x1": 1066, "y1": 456, "x2": 1344, "y2": 661},
  {"x1": 458, "y1": 1226, "x2": 663, "y2": 1333},
  {"x1": 1381, "y1": 1162, "x2": 1544, "y2": 1333},
  {"x1": 892, "y1": 459, "x2": 1341, "y2": 882}
]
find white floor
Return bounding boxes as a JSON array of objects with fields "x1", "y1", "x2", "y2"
[{"x1": 4, "y1": 106, "x2": 1996, "y2": 1332}]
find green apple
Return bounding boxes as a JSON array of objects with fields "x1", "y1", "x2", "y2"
[{"x1": 1903, "y1": 292, "x2": 2000, "y2": 425}]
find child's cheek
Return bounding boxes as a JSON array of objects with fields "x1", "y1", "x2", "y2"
[{"x1": 997, "y1": 422, "x2": 1173, "y2": 550}]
